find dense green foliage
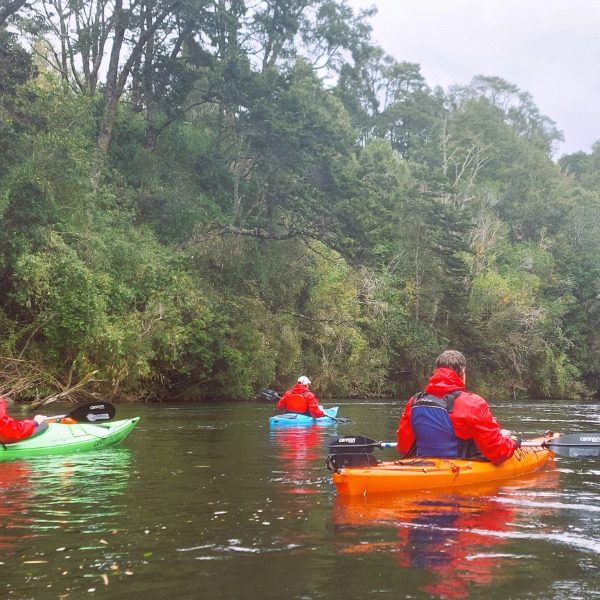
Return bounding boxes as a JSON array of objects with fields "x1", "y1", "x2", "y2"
[{"x1": 0, "y1": 1, "x2": 599, "y2": 402}]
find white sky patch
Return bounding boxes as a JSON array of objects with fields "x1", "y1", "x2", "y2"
[{"x1": 347, "y1": 0, "x2": 600, "y2": 156}]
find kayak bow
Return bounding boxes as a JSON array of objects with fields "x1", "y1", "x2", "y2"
[{"x1": 0, "y1": 418, "x2": 139, "y2": 460}]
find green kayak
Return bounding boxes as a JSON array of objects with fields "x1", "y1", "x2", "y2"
[{"x1": 0, "y1": 417, "x2": 139, "y2": 460}]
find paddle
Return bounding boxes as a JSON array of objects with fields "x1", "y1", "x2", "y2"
[
  {"x1": 328, "y1": 435, "x2": 397, "y2": 454},
  {"x1": 260, "y1": 388, "x2": 352, "y2": 424},
  {"x1": 329, "y1": 433, "x2": 600, "y2": 459},
  {"x1": 46, "y1": 401, "x2": 116, "y2": 424},
  {"x1": 260, "y1": 388, "x2": 280, "y2": 403},
  {"x1": 522, "y1": 433, "x2": 600, "y2": 458}
]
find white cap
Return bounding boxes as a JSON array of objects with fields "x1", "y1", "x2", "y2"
[{"x1": 297, "y1": 375, "x2": 311, "y2": 386}]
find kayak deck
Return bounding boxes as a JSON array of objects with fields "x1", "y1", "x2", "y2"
[
  {"x1": 331, "y1": 435, "x2": 557, "y2": 496},
  {"x1": 0, "y1": 418, "x2": 139, "y2": 460},
  {"x1": 269, "y1": 406, "x2": 339, "y2": 426}
]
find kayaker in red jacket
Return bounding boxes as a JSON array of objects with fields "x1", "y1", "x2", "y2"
[
  {"x1": 277, "y1": 376, "x2": 326, "y2": 418},
  {"x1": 0, "y1": 397, "x2": 47, "y2": 444},
  {"x1": 396, "y1": 350, "x2": 519, "y2": 465}
]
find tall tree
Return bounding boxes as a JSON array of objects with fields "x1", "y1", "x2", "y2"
[{"x1": 0, "y1": 0, "x2": 28, "y2": 26}]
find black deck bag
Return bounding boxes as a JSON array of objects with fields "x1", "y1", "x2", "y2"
[{"x1": 326, "y1": 453, "x2": 379, "y2": 472}]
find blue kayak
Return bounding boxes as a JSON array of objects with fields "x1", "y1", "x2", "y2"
[{"x1": 269, "y1": 407, "x2": 339, "y2": 427}]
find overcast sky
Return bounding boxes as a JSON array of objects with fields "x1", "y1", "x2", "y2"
[{"x1": 347, "y1": 0, "x2": 600, "y2": 157}]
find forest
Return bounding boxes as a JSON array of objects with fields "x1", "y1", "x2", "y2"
[{"x1": 1, "y1": 0, "x2": 600, "y2": 404}]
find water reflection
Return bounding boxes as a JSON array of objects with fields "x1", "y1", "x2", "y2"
[
  {"x1": 269, "y1": 425, "x2": 330, "y2": 494},
  {"x1": 0, "y1": 449, "x2": 132, "y2": 544},
  {"x1": 332, "y1": 469, "x2": 562, "y2": 599},
  {"x1": 0, "y1": 401, "x2": 598, "y2": 599},
  {"x1": 0, "y1": 461, "x2": 35, "y2": 554}
]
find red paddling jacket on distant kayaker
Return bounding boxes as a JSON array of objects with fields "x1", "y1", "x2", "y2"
[
  {"x1": 396, "y1": 350, "x2": 519, "y2": 465},
  {"x1": 277, "y1": 376, "x2": 326, "y2": 418},
  {"x1": 0, "y1": 398, "x2": 40, "y2": 444}
]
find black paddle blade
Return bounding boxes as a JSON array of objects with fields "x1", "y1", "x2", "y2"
[
  {"x1": 328, "y1": 435, "x2": 379, "y2": 454},
  {"x1": 546, "y1": 432, "x2": 600, "y2": 458},
  {"x1": 260, "y1": 388, "x2": 280, "y2": 402},
  {"x1": 68, "y1": 401, "x2": 116, "y2": 423}
]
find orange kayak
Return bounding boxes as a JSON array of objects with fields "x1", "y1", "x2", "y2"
[{"x1": 331, "y1": 434, "x2": 558, "y2": 496}]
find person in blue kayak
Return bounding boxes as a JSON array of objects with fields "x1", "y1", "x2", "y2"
[
  {"x1": 396, "y1": 350, "x2": 519, "y2": 465},
  {"x1": 277, "y1": 376, "x2": 326, "y2": 418},
  {"x1": 0, "y1": 397, "x2": 47, "y2": 444}
]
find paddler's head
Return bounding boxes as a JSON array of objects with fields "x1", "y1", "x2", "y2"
[
  {"x1": 435, "y1": 350, "x2": 467, "y2": 382},
  {"x1": 297, "y1": 375, "x2": 311, "y2": 387}
]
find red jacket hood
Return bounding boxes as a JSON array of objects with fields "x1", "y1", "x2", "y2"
[
  {"x1": 424, "y1": 367, "x2": 465, "y2": 397},
  {"x1": 291, "y1": 383, "x2": 310, "y2": 394}
]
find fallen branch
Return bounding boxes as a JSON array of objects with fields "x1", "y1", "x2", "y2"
[
  {"x1": 29, "y1": 370, "x2": 100, "y2": 410},
  {"x1": 0, "y1": 356, "x2": 101, "y2": 409}
]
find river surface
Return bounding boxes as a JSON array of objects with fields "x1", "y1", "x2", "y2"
[{"x1": 1, "y1": 398, "x2": 599, "y2": 599}]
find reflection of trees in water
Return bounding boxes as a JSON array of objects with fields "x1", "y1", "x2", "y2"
[{"x1": 333, "y1": 469, "x2": 561, "y2": 599}]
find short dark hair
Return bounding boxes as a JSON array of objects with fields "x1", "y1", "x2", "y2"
[{"x1": 435, "y1": 350, "x2": 466, "y2": 374}]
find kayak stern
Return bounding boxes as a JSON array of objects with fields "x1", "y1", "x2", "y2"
[{"x1": 269, "y1": 407, "x2": 339, "y2": 427}]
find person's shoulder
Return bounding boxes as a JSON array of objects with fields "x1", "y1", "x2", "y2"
[{"x1": 456, "y1": 390, "x2": 489, "y2": 407}]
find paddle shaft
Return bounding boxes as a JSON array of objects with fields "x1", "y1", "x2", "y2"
[{"x1": 330, "y1": 433, "x2": 600, "y2": 459}]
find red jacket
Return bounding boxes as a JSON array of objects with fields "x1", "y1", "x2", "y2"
[
  {"x1": 277, "y1": 383, "x2": 325, "y2": 418},
  {"x1": 396, "y1": 367, "x2": 517, "y2": 465},
  {"x1": 0, "y1": 398, "x2": 36, "y2": 444}
]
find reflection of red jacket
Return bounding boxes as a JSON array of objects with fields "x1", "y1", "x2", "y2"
[
  {"x1": 395, "y1": 499, "x2": 515, "y2": 598},
  {"x1": 397, "y1": 367, "x2": 517, "y2": 465},
  {"x1": 277, "y1": 384, "x2": 325, "y2": 418},
  {"x1": 0, "y1": 399, "x2": 36, "y2": 444}
]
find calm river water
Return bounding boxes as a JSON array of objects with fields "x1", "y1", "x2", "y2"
[{"x1": 1, "y1": 398, "x2": 599, "y2": 599}]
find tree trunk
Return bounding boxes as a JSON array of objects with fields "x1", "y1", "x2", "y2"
[{"x1": 91, "y1": 0, "x2": 181, "y2": 187}]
